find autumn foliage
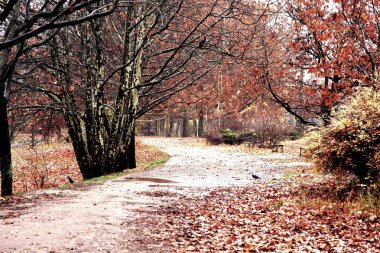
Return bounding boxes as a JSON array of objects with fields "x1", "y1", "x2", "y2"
[
  {"x1": 310, "y1": 88, "x2": 380, "y2": 188},
  {"x1": 289, "y1": 0, "x2": 380, "y2": 86}
]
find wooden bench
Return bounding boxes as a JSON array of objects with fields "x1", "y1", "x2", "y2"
[{"x1": 272, "y1": 144, "x2": 284, "y2": 153}]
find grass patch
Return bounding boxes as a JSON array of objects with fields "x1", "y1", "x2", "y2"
[
  {"x1": 273, "y1": 165, "x2": 377, "y2": 213},
  {"x1": 138, "y1": 156, "x2": 170, "y2": 170},
  {"x1": 83, "y1": 172, "x2": 126, "y2": 183},
  {"x1": 290, "y1": 170, "x2": 380, "y2": 214},
  {"x1": 280, "y1": 170, "x2": 300, "y2": 180},
  {"x1": 354, "y1": 188, "x2": 380, "y2": 211}
]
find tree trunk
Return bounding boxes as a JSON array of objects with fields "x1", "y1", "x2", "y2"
[
  {"x1": 126, "y1": 125, "x2": 136, "y2": 169},
  {"x1": 0, "y1": 3, "x2": 20, "y2": 196},
  {"x1": 164, "y1": 116, "x2": 169, "y2": 137},
  {"x1": 194, "y1": 119, "x2": 198, "y2": 137},
  {"x1": 182, "y1": 113, "x2": 189, "y2": 137},
  {"x1": 198, "y1": 114, "x2": 205, "y2": 137},
  {"x1": 175, "y1": 121, "x2": 180, "y2": 136},
  {"x1": 147, "y1": 121, "x2": 152, "y2": 135},
  {"x1": 321, "y1": 76, "x2": 332, "y2": 126},
  {"x1": 168, "y1": 116, "x2": 175, "y2": 137},
  {"x1": 160, "y1": 118, "x2": 165, "y2": 136},
  {"x1": 122, "y1": 6, "x2": 143, "y2": 169},
  {"x1": 0, "y1": 93, "x2": 12, "y2": 196},
  {"x1": 155, "y1": 119, "x2": 159, "y2": 136}
]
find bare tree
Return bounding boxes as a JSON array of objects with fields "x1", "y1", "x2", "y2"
[
  {"x1": 0, "y1": 0, "x2": 118, "y2": 196},
  {"x1": 18, "y1": 0, "x2": 262, "y2": 179}
]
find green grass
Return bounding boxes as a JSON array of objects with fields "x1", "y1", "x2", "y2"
[
  {"x1": 138, "y1": 156, "x2": 170, "y2": 170},
  {"x1": 84, "y1": 172, "x2": 126, "y2": 183},
  {"x1": 279, "y1": 170, "x2": 300, "y2": 181}
]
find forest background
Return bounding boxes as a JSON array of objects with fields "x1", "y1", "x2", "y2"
[{"x1": 0, "y1": 0, "x2": 379, "y2": 198}]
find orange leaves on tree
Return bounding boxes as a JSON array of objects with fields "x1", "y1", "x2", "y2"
[
  {"x1": 303, "y1": 86, "x2": 316, "y2": 96},
  {"x1": 68, "y1": 85, "x2": 75, "y2": 92},
  {"x1": 289, "y1": 0, "x2": 379, "y2": 86},
  {"x1": 120, "y1": 11, "x2": 126, "y2": 19}
]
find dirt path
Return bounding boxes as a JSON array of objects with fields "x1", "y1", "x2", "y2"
[{"x1": 0, "y1": 138, "x2": 309, "y2": 252}]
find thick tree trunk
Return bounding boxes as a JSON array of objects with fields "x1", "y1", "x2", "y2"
[
  {"x1": 0, "y1": 94, "x2": 12, "y2": 196},
  {"x1": 0, "y1": 46, "x2": 14, "y2": 197},
  {"x1": 126, "y1": 125, "x2": 136, "y2": 169},
  {"x1": 0, "y1": 3, "x2": 19, "y2": 196},
  {"x1": 65, "y1": 117, "x2": 103, "y2": 179},
  {"x1": 0, "y1": 0, "x2": 21, "y2": 196}
]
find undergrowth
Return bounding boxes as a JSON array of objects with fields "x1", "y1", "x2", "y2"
[{"x1": 280, "y1": 166, "x2": 380, "y2": 214}]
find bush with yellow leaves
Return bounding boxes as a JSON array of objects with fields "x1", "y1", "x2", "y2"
[{"x1": 310, "y1": 88, "x2": 380, "y2": 187}]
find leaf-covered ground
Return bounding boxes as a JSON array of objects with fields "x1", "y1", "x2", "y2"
[
  {"x1": 12, "y1": 141, "x2": 81, "y2": 193},
  {"x1": 1, "y1": 137, "x2": 379, "y2": 252},
  {"x1": 11, "y1": 136, "x2": 165, "y2": 194},
  {"x1": 134, "y1": 178, "x2": 380, "y2": 252},
  {"x1": 125, "y1": 138, "x2": 379, "y2": 253}
]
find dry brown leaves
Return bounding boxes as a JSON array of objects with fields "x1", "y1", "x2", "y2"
[
  {"x1": 10, "y1": 138, "x2": 164, "y2": 194},
  {"x1": 135, "y1": 180, "x2": 380, "y2": 253}
]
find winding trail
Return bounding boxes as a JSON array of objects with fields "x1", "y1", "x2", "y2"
[{"x1": 0, "y1": 138, "x2": 309, "y2": 252}]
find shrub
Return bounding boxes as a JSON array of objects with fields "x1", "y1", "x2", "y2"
[
  {"x1": 288, "y1": 131, "x2": 303, "y2": 141},
  {"x1": 206, "y1": 130, "x2": 255, "y2": 146},
  {"x1": 205, "y1": 133, "x2": 223, "y2": 145},
  {"x1": 237, "y1": 132, "x2": 256, "y2": 144},
  {"x1": 221, "y1": 129, "x2": 239, "y2": 145},
  {"x1": 240, "y1": 101, "x2": 292, "y2": 147},
  {"x1": 310, "y1": 88, "x2": 380, "y2": 186},
  {"x1": 253, "y1": 120, "x2": 288, "y2": 147}
]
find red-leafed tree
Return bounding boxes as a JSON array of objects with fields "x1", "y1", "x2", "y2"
[{"x1": 284, "y1": 0, "x2": 380, "y2": 125}]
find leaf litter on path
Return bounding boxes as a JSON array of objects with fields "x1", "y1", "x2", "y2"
[
  {"x1": 134, "y1": 182, "x2": 379, "y2": 252},
  {"x1": 0, "y1": 137, "x2": 378, "y2": 252},
  {"x1": 128, "y1": 138, "x2": 380, "y2": 252}
]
